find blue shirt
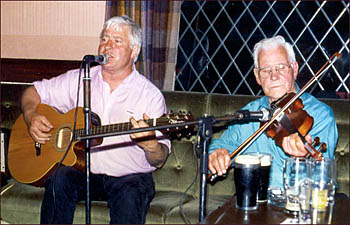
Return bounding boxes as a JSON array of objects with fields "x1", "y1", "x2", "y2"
[{"x1": 208, "y1": 90, "x2": 338, "y2": 189}]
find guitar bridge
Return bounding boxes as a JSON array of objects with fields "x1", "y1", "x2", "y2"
[{"x1": 35, "y1": 142, "x2": 41, "y2": 156}]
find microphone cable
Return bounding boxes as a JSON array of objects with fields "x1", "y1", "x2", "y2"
[
  {"x1": 50, "y1": 60, "x2": 84, "y2": 223},
  {"x1": 179, "y1": 128, "x2": 200, "y2": 224}
]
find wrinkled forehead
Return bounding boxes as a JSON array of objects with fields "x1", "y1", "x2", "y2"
[
  {"x1": 258, "y1": 46, "x2": 289, "y2": 67},
  {"x1": 103, "y1": 23, "x2": 130, "y2": 35}
]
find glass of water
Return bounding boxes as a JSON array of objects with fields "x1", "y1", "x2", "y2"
[{"x1": 283, "y1": 157, "x2": 311, "y2": 216}]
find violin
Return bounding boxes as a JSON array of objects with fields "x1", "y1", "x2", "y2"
[
  {"x1": 264, "y1": 92, "x2": 326, "y2": 160},
  {"x1": 208, "y1": 52, "x2": 341, "y2": 182}
]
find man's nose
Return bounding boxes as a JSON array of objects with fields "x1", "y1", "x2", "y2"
[
  {"x1": 105, "y1": 40, "x2": 114, "y2": 49},
  {"x1": 270, "y1": 68, "x2": 280, "y2": 80}
]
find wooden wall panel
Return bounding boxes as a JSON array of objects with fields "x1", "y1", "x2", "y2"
[
  {"x1": 0, "y1": 58, "x2": 82, "y2": 130},
  {"x1": 1, "y1": 58, "x2": 82, "y2": 83}
]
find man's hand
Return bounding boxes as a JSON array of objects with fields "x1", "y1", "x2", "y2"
[
  {"x1": 21, "y1": 86, "x2": 52, "y2": 144},
  {"x1": 130, "y1": 113, "x2": 169, "y2": 168},
  {"x1": 282, "y1": 133, "x2": 312, "y2": 157},
  {"x1": 208, "y1": 148, "x2": 231, "y2": 176},
  {"x1": 129, "y1": 113, "x2": 158, "y2": 149},
  {"x1": 26, "y1": 112, "x2": 53, "y2": 144}
]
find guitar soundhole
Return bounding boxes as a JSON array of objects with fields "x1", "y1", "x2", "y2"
[{"x1": 53, "y1": 125, "x2": 73, "y2": 152}]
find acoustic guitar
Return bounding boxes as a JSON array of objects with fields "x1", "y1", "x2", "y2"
[{"x1": 8, "y1": 104, "x2": 194, "y2": 187}]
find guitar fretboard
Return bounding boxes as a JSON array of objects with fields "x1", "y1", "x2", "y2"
[{"x1": 74, "y1": 118, "x2": 160, "y2": 138}]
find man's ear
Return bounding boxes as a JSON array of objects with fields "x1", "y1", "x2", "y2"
[
  {"x1": 131, "y1": 45, "x2": 140, "y2": 61},
  {"x1": 292, "y1": 61, "x2": 299, "y2": 80},
  {"x1": 254, "y1": 68, "x2": 261, "y2": 86}
]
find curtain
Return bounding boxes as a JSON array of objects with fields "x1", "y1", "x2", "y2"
[{"x1": 105, "y1": 0, "x2": 181, "y2": 90}]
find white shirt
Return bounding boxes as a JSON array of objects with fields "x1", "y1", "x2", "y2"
[{"x1": 34, "y1": 65, "x2": 171, "y2": 177}]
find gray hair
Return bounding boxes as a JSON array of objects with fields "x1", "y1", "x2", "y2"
[
  {"x1": 252, "y1": 36, "x2": 296, "y2": 68},
  {"x1": 100, "y1": 15, "x2": 142, "y2": 62}
]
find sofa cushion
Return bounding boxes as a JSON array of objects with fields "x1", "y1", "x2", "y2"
[
  {"x1": 153, "y1": 140, "x2": 199, "y2": 196},
  {"x1": 164, "y1": 194, "x2": 232, "y2": 224},
  {"x1": 1, "y1": 181, "x2": 196, "y2": 224},
  {"x1": 146, "y1": 190, "x2": 195, "y2": 224},
  {"x1": 0, "y1": 181, "x2": 110, "y2": 224},
  {"x1": 335, "y1": 152, "x2": 350, "y2": 195}
]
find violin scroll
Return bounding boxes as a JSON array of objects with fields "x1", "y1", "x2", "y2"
[{"x1": 304, "y1": 137, "x2": 326, "y2": 160}]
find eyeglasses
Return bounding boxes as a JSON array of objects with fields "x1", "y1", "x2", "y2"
[{"x1": 258, "y1": 63, "x2": 292, "y2": 79}]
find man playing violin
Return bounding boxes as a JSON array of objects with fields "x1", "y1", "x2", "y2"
[{"x1": 208, "y1": 35, "x2": 338, "y2": 189}]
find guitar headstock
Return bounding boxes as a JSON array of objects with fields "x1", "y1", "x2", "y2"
[{"x1": 159, "y1": 111, "x2": 195, "y2": 139}]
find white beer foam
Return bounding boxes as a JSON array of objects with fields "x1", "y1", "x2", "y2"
[
  {"x1": 234, "y1": 155, "x2": 260, "y2": 165},
  {"x1": 247, "y1": 153, "x2": 271, "y2": 166},
  {"x1": 260, "y1": 155, "x2": 271, "y2": 166}
]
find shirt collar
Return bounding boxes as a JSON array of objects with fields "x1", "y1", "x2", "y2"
[
  {"x1": 96, "y1": 65, "x2": 137, "y2": 88},
  {"x1": 119, "y1": 66, "x2": 137, "y2": 87}
]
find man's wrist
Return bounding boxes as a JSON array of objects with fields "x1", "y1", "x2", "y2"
[{"x1": 144, "y1": 142, "x2": 162, "y2": 154}]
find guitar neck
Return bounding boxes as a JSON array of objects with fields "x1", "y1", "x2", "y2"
[{"x1": 75, "y1": 118, "x2": 160, "y2": 139}]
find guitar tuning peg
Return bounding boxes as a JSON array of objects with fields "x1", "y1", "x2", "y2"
[{"x1": 186, "y1": 131, "x2": 192, "y2": 139}]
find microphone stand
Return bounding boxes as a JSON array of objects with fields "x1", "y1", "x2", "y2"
[
  {"x1": 197, "y1": 115, "x2": 214, "y2": 222},
  {"x1": 77, "y1": 113, "x2": 247, "y2": 223},
  {"x1": 83, "y1": 61, "x2": 92, "y2": 224}
]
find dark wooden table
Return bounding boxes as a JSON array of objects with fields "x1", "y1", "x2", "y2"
[{"x1": 201, "y1": 195, "x2": 350, "y2": 224}]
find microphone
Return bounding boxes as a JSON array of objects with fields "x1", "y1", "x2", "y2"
[
  {"x1": 235, "y1": 108, "x2": 271, "y2": 122},
  {"x1": 83, "y1": 54, "x2": 109, "y2": 65}
]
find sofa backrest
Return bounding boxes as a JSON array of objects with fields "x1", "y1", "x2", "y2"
[
  {"x1": 1, "y1": 86, "x2": 349, "y2": 197},
  {"x1": 154, "y1": 91, "x2": 349, "y2": 197}
]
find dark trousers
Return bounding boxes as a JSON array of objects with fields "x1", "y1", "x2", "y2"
[{"x1": 40, "y1": 166, "x2": 155, "y2": 224}]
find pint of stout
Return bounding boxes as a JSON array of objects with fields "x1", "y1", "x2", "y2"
[
  {"x1": 256, "y1": 153, "x2": 272, "y2": 202},
  {"x1": 234, "y1": 155, "x2": 261, "y2": 210}
]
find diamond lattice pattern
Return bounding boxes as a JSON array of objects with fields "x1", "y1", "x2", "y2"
[{"x1": 175, "y1": 1, "x2": 349, "y2": 98}]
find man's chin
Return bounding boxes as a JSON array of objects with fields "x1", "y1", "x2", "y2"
[{"x1": 267, "y1": 93, "x2": 287, "y2": 103}]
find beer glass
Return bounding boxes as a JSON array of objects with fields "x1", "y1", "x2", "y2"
[
  {"x1": 247, "y1": 152, "x2": 272, "y2": 202},
  {"x1": 298, "y1": 179, "x2": 312, "y2": 224},
  {"x1": 283, "y1": 157, "x2": 311, "y2": 215},
  {"x1": 310, "y1": 158, "x2": 336, "y2": 224},
  {"x1": 234, "y1": 154, "x2": 261, "y2": 210}
]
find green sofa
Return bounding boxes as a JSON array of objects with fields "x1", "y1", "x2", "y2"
[{"x1": 1, "y1": 85, "x2": 349, "y2": 224}]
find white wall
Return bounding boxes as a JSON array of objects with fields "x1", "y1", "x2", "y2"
[{"x1": 1, "y1": 1, "x2": 106, "y2": 60}]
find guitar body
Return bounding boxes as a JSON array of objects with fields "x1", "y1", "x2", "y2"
[
  {"x1": 8, "y1": 104, "x2": 99, "y2": 187},
  {"x1": 8, "y1": 104, "x2": 193, "y2": 187}
]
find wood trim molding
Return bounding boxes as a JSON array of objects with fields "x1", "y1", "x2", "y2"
[{"x1": 1, "y1": 58, "x2": 82, "y2": 83}]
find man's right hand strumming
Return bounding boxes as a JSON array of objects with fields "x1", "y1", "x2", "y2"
[{"x1": 21, "y1": 86, "x2": 53, "y2": 144}]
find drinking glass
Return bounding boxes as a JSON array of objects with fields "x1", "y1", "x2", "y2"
[
  {"x1": 247, "y1": 152, "x2": 272, "y2": 202},
  {"x1": 297, "y1": 158, "x2": 337, "y2": 224},
  {"x1": 234, "y1": 154, "x2": 261, "y2": 210},
  {"x1": 283, "y1": 157, "x2": 311, "y2": 215},
  {"x1": 267, "y1": 186, "x2": 286, "y2": 208},
  {"x1": 310, "y1": 158, "x2": 336, "y2": 224},
  {"x1": 298, "y1": 179, "x2": 312, "y2": 224}
]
